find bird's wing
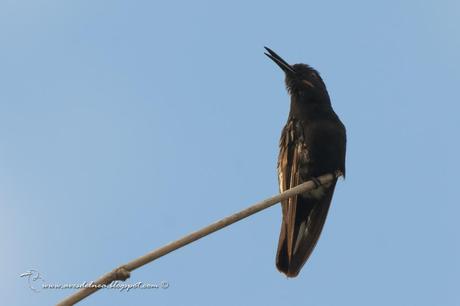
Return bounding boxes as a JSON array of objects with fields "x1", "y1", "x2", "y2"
[
  {"x1": 276, "y1": 119, "x2": 337, "y2": 277},
  {"x1": 277, "y1": 119, "x2": 304, "y2": 260}
]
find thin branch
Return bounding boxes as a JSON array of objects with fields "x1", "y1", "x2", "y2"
[{"x1": 56, "y1": 173, "x2": 337, "y2": 306}]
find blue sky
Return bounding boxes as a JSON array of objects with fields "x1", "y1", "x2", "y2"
[{"x1": 1, "y1": 1, "x2": 459, "y2": 305}]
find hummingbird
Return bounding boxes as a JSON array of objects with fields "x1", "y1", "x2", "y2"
[{"x1": 264, "y1": 47, "x2": 346, "y2": 277}]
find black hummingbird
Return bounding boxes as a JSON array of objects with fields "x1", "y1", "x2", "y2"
[{"x1": 264, "y1": 47, "x2": 346, "y2": 277}]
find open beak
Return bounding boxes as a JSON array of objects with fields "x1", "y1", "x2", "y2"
[{"x1": 264, "y1": 47, "x2": 296, "y2": 75}]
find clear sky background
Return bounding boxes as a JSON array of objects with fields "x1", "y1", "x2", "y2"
[{"x1": 1, "y1": 1, "x2": 459, "y2": 305}]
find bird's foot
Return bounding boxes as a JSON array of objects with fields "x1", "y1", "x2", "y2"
[{"x1": 310, "y1": 177, "x2": 322, "y2": 188}]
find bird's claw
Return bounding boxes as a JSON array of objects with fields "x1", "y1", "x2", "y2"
[{"x1": 310, "y1": 177, "x2": 322, "y2": 188}]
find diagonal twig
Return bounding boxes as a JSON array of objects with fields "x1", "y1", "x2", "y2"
[{"x1": 56, "y1": 173, "x2": 337, "y2": 306}]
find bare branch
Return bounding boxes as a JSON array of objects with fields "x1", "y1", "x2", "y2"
[{"x1": 56, "y1": 173, "x2": 337, "y2": 306}]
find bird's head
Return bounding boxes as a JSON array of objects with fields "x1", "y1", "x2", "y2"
[{"x1": 264, "y1": 47, "x2": 328, "y2": 101}]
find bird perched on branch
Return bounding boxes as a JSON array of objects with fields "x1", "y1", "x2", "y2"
[{"x1": 264, "y1": 47, "x2": 346, "y2": 277}]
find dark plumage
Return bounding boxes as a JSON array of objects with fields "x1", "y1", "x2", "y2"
[{"x1": 265, "y1": 47, "x2": 346, "y2": 277}]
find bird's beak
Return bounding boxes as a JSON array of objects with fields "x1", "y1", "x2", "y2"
[{"x1": 264, "y1": 47, "x2": 296, "y2": 75}]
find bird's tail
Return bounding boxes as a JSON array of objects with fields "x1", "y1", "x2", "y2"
[{"x1": 276, "y1": 180, "x2": 336, "y2": 277}]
